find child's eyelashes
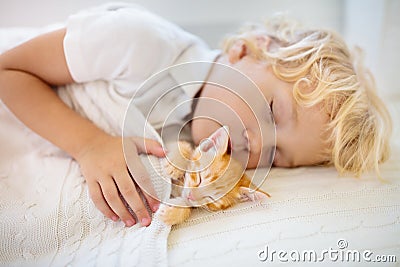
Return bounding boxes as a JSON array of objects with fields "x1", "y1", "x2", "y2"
[
  {"x1": 269, "y1": 98, "x2": 277, "y2": 124},
  {"x1": 272, "y1": 148, "x2": 279, "y2": 166},
  {"x1": 270, "y1": 145, "x2": 276, "y2": 165},
  {"x1": 270, "y1": 99, "x2": 274, "y2": 114}
]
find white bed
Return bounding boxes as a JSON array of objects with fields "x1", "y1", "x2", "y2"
[{"x1": 0, "y1": 26, "x2": 399, "y2": 267}]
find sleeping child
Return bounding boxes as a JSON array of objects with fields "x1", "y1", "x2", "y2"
[{"x1": 0, "y1": 3, "x2": 392, "y2": 227}]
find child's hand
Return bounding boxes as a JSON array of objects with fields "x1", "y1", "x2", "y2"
[{"x1": 76, "y1": 134, "x2": 166, "y2": 227}]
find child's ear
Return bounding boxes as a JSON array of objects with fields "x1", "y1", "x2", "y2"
[
  {"x1": 228, "y1": 40, "x2": 247, "y2": 64},
  {"x1": 199, "y1": 126, "x2": 230, "y2": 156},
  {"x1": 238, "y1": 186, "x2": 271, "y2": 202},
  {"x1": 228, "y1": 34, "x2": 272, "y2": 64}
]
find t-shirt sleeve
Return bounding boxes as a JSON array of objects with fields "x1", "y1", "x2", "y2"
[{"x1": 63, "y1": 4, "x2": 184, "y2": 83}]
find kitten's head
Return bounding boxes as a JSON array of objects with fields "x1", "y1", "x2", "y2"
[{"x1": 183, "y1": 126, "x2": 270, "y2": 210}]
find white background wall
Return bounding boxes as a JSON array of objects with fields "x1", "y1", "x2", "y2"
[
  {"x1": 343, "y1": 0, "x2": 400, "y2": 100},
  {"x1": 0, "y1": 0, "x2": 399, "y2": 99},
  {"x1": 0, "y1": 0, "x2": 344, "y2": 46}
]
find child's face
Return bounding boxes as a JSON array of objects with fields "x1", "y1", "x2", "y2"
[{"x1": 191, "y1": 34, "x2": 330, "y2": 169}]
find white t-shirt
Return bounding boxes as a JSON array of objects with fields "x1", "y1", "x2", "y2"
[{"x1": 63, "y1": 3, "x2": 219, "y2": 132}]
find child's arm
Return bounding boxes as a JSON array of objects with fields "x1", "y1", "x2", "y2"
[{"x1": 0, "y1": 28, "x2": 163, "y2": 227}]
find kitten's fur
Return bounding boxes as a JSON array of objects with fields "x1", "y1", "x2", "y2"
[{"x1": 158, "y1": 126, "x2": 270, "y2": 225}]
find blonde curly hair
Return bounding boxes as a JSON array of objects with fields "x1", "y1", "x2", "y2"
[{"x1": 222, "y1": 17, "x2": 392, "y2": 177}]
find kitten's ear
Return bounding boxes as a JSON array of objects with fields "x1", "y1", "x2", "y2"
[
  {"x1": 238, "y1": 187, "x2": 271, "y2": 202},
  {"x1": 200, "y1": 126, "x2": 230, "y2": 156}
]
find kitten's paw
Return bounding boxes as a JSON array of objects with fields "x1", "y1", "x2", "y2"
[
  {"x1": 157, "y1": 203, "x2": 190, "y2": 226},
  {"x1": 157, "y1": 204, "x2": 180, "y2": 225}
]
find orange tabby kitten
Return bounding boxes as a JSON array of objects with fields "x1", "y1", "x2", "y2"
[{"x1": 158, "y1": 126, "x2": 270, "y2": 225}]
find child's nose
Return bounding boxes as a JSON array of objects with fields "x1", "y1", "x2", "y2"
[{"x1": 247, "y1": 129, "x2": 261, "y2": 154}]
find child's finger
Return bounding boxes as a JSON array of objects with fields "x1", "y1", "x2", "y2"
[
  {"x1": 114, "y1": 169, "x2": 152, "y2": 226},
  {"x1": 87, "y1": 181, "x2": 119, "y2": 221},
  {"x1": 133, "y1": 137, "x2": 166, "y2": 157},
  {"x1": 99, "y1": 176, "x2": 136, "y2": 227},
  {"x1": 126, "y1": 155, "x2": 160, "y2": 214},
  {"x1": 142, "y1": 191, "x2": 160, "y2": 213}
]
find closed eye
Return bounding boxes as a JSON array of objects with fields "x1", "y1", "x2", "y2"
[
  {"x1": 269, "y1": 99, "x2": 276, "y2": 124},
  {"x1": 270, "y1": 145, "x2": 276, "y2": 166},
  {"x1": 270, "y1": 99, "x2": 274, "y2": 114},
  {"x1": 189, "y1": 172, "x2": 202, "y2": 187}
]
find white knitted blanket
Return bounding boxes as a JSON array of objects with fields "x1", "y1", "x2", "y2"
[
  {"x1": 0, "y1": 83, "x2": 172, "y2": 267},
  {"x1": 0, "y1": 27, "x2": 172, "y2": 267}
]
